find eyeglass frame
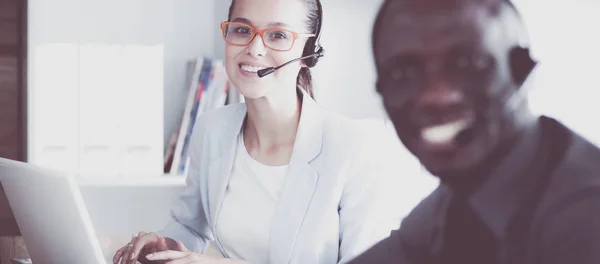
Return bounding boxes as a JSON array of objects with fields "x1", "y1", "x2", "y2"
[{"x1": 220, "y1": 21, "x2": 316, "y2": 52}]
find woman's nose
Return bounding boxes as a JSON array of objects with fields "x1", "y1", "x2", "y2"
[{"x1": 245, "y1": 34, "x2": 268, "y2": 57}]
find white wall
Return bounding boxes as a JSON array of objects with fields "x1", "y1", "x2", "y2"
[
  {"x1": 516, "y1": 0, "x2": 600, "y2": 146},
  {"x1": 214, "y1": 0, "x2": 230, "y2": 60},
  {"x1": 313, "y1": 0, "x2": 387, "y2": 119}
]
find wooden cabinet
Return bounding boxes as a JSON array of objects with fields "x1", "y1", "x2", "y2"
[
  {"x1": 0, "y1": 0, "x2": 27, "y2": 162},
  {"x1": 0, "y1": 1, "x2": 28, "y2": 262}
]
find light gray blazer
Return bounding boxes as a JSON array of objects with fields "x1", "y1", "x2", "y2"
[{"x1": 159, "y1": 93, "x2": 406, "y2": 264}]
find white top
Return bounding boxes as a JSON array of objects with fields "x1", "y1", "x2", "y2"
[{"x1": 216, "y1": 132, "x2": 289, "y2": 263}]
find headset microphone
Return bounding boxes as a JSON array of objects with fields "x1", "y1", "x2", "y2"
[{"x1": 257, "y1": 52, "x2": 324, "y2": 78}]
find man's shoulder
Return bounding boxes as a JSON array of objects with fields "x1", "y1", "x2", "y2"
[
  {"x1": 532, "y1": 179, "x2": 600, "y2": 263},
  {"x1": 537, "y1": 116, "x2": 600, "y2": 224},
  {"x1": 543, "y1": 116, "x2": 600, "y2": 195},
  {"x1": 398, "y1": 184, "x2": 448, "y2": 239},
  {"x1": 541, "y1": 115, "x2": 600, "y2": 171},
  {"x1": 402, "y1": 184, "x2": 448, "y2": 223}
]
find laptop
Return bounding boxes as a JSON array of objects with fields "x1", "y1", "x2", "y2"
[{"x1": 0, "y1": 158, "x2": 107, "y2": 263}]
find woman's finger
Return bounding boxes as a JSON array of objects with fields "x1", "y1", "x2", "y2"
[
  {"x1": 145, "y1": 250, "x2": 189, "y2": 261},
  {"x1": 112, "y1": 246, "x2": 125, "y2": 264},
  {"x1": 176, "y1": 240, "x2": 189, "y2": 252},
  {"x1": 123, "y1": 234, "x2": 140, "y2": 264},
  {"x1": 137, "y1": 231, "x2": 147, "y2": 238},
  {"x1": 155, "y1": 235, "x2": 169, "y2": 252},
  {"x1": 128, "y1": 233, "x2": 153, "y2": 264}
]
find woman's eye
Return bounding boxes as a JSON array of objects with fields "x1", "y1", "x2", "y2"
[
  {"x1": 233, "y1": 26, "x2": 251, "y2": 34},
  {"x1": 269, "y1": 31, "x2": 288, "y2": 40}
]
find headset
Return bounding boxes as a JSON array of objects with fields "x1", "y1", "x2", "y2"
[
  {"x1": 302, "y1": 0, "x2": 325, "y2": 68},
  {"x1": 256, "y1": 0, "x2": 326, "y2": 78}
]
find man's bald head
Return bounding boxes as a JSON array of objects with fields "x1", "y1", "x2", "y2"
[{"x1": 372, "y1": 0, "x2": 529, "y2": 70}]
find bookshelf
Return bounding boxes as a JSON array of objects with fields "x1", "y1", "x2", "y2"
[{"x1": 24, "y1": 0, "x2": 238, "y2": 179}]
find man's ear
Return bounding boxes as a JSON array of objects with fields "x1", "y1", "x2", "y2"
[{"x1": 509, "y1": 47, "x2": 537, "y2": 86}]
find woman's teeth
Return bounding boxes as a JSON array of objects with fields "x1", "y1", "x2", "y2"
[
  {"x1": 240, "y1": 64, "x2": 266, "y2": 73},
  {"x1": 421, "y1": 119, "x2": 472, "y2": 144}
]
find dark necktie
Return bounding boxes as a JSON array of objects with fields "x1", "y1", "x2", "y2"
[{"x1": 440, "y1": 193, "x2": 498, "y2": 264}]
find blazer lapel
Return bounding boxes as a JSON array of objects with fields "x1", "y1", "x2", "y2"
[
  {"x1": 208, "y1": 104, "x2": 247, "y2": 231},
  {"x1": 270, "y1": 92, "x2": 324, "y2": 264}
]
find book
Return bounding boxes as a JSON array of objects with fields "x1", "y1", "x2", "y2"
[{"x1": 168, "y1": 57, "x2": 209, "y2": 175}]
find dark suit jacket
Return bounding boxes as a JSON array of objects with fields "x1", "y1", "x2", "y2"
[{"x1": 349, "y1": 116, "x2": 600, "y2": 264}]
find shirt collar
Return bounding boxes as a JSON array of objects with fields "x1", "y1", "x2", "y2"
[{"x1": 467, "y1": 118, "x2": 544, "y2": 239}]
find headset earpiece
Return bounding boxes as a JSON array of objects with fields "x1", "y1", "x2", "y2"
[
  {"x1": 302, "y1": 0, "x2": 324, "y2": 68},
  {"x1": 303, "y1": 45, "x2": 324, "y2": 68},
  {"x1": 509, "y1": 47, "x2": 537, "y2": 86}
]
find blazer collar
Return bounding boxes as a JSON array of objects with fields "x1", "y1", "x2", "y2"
[
  {"x1": 289, "y1": 90, "x2": 324, "y2": 162},
  {"x1": 217, "y1": 89, "x2": 323, "y2": 161},
  {"x1": 269, "y1": 90, "x2": 324, "y2": 263}
]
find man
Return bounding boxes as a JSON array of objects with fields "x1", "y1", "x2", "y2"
[{"x1": 350, "y1": 0, "x2": 600, "y2": 263}]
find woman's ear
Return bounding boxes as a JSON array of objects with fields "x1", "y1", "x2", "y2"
[{"x1": 509, "y1": 47, "x2": 537, "y2": 86}]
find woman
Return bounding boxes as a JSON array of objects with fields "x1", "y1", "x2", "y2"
[{"x1": 113, "y1": 0, "x2": 404, "y2": 263}]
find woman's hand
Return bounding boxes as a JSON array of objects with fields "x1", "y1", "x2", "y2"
[
  {"x1": 146, "y1": 241, "x2": 250, "y2": 264},
  {"x1": 113, "y1": 231, "x2": 172, "y2": 264}
]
